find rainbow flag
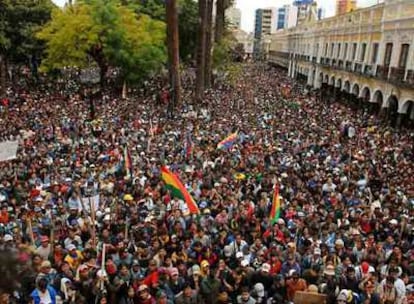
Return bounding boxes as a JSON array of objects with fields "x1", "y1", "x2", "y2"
[
  {"x1": 270, "y1": 183, "x2": 281, "y2": 225},
  {"x1": 217, "y1": 132, "x2": 238, "y2": 150},
  {"x1": 123, "y1": 145, "x2": 132, "y2": 179},
  {"x1": 160, "y1": 166, "x2": 199, "y2": 214}
]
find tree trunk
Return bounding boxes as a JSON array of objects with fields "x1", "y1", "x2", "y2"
[
  {"x1": 166, "y1": 0, "x2": 181, "y2": 111},
  {"x1": 0, "y1": 54, "x2": 6, "y2": 97},
  {"x1": 215, "y1": 0, "x2": 225, "y2": 43},
  {"x1": 195, "y1": 0, "x2": 207, "y2": 100},
  {"x1": 122, "y1": 80, "x2": 127, "y2": 99},
  {"x1": 204, "y1": 0, "x2": 213, "y2": 89}
]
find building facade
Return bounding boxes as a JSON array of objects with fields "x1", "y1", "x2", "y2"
[
  {"x1": 254, "y1": 8, "x2": 277, "y2": 57},
  {"x1": 276, "y1": 5, "x2": 298, "y2": 30},
  {"x1": 226, "y1": 6, "x2": 242, "y2": 30},
  {"x1": 336, "y1": 0, "x2": 357, "y2": 15},
  {"x1": 268, "y1": 0, "x2": 414, "y2": 127}
]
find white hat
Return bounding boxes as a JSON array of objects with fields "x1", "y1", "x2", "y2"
[
  {"x1": 236, "y1": 251, "x2": 243, "y2": 259},
  {"x1": 254, "y1": 283, "x2": 265, "y2": 297},
  {"x1": 241, "y1": 260, "x2": 249, "y2": 267},
  {"x1": 67, "y1": 244, "x2": 76, "y2": 251},
  {"x1": 389, "y1": 219, "x2": 398, "y2": 225},
  {"x1": 3, "y1": 234, "x2": 13, "y2": 242},
  {"x1": 261, "y1": 263, "x2": 271, "y2": 273}
]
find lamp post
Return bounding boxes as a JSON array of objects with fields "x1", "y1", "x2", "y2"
[{"x1": 79, "y1": 68, "x2": 101, "y2": 121}]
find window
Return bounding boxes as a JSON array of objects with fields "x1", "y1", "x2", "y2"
[
  {"x1": 360, "y1": 43, "x2": 367, "y2": 62},
  {"x1": 352, "y1": 43, "x2": 357, "y2": 60},
  {"x1": 337, "y1": 43, "x2": 341, "y2": 58},
  {"x1": 384, "y1": 43, "x2": 393, "y2": 66},
  {"x1": 315, "y1": 43, "x2": 319, "y2": 57},
  {"x1": 344, "y1": 43, "x2": 348, "y2": 59},
  {"x1": 331, "y1": 43, "x2": 335, "y2": 57},
  {"x1": 399, "y1": 44, "x2": 410, "y2": 68},
  {"x1": 371, "y1": 43, "x2": 379, "y2": 64},
  {"x1": 325, "y1": 43, "x2": 328, "y2": 56}
]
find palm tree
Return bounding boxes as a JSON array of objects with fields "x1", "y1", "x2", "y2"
[{"x1": 166, "y1": 0, "x2": 181, "y2": 111}]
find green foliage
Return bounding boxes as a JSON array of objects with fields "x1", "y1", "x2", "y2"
[
  {"x1": 37, "y1": 0, "x2": 166, "y2": 84},
  {"x1": 212, "y1": 33, "x2": 237, "y2": 71},
  {"x1": 178, "y1": 0, "x2": 198, "y2": 63},
  {"x1": 0, "y1": 0, "x2": 54, "y2": 64}
]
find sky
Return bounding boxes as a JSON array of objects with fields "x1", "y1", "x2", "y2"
[
  {"x1": 52, "y1": 0, "x2": 380, "y2": 33},
  {"x1": 235, "y1": 0, "x2": 380, "y2": 32}
]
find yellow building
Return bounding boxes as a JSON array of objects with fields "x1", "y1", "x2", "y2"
[
  {"x1": 336, "y1": 0, "x2": 357, "y2": 15},
  {"x1": 268, "y1": 0, "x2": 414, "y2": 127}
]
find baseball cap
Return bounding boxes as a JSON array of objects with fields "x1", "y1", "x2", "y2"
[
  {"x1": 261, "y1": 263, "x2": 271, "y2": 273},
  {"x1": 254, "y1": 283, "x2": 265, "y2": 297}
]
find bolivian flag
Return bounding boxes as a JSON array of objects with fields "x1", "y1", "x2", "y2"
[
  {"x1": 217, "y1": 132, "x2": 238, "y2": 150},
  {"x1": 160, "y1": 166, "x2": 200, "y2": 214},
  {"x1": 270, "y1": 183, "x2": 281, "y2": 225}
]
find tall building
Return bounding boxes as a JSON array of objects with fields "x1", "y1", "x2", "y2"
[
  {"x1": 317, "y1": 7, "x2": 325, "y2": 20},
  {"x1": 336, "y1": 0, "x2": 357, "y2": 15},
  {"x1": 254, "y1": 8, "x2": 277, "y2": 39},
  {"x1": 293, "y1": 0, "x2": 317, "y2": 25},
  {"x1": 268, "y1": 0, "x2": 414, "y2": 128},
  {"x1": 276, "y1": 5, "x2": 298, "y2": 30},
  {"x1": 254, "y1": 8, "x2": 277, "y2": 57},
  {"x1": 226, "y1": 6, "x2": 242, "y2": 30}
]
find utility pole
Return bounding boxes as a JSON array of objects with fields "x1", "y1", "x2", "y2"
[{"x1": 166, "y1": 0, "x2": 181, "y2": 114}]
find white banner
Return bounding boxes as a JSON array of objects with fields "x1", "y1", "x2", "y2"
[
  {"x1": 81, "y1": 194, "x2": 100, "y2": 212},
  {"x1": 0, "y1": 141, "x2": 19, "y2": 162}
]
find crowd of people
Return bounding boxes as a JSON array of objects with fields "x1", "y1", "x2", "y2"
[{"x1": 0, "y1": 64, "x2": 413, "y2": 304}]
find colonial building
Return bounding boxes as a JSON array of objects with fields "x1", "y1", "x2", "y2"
[{"x1": 268, "y1": 0, "x2": 414, "y2": 128}]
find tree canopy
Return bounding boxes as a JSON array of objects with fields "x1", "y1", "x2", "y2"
[
  {"x1": 0, "y1": 0, "x2": 54, "y2": 63},
  {"x1": 37, "y1": 0, "x2": 166, "y2": 84}
]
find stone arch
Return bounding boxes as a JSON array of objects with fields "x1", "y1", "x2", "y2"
[
  {"x1": 343, "y1": 80, "x2": 351, "y2": 92},
  {"x1": 330, "y1": 75, "x2": 335, "y2": 86},
  {"x1": 336, "y1": 78, "x2": 342, "y2": 89},
  {"x1": 401, "y1": 99, "x2": 414, "y2": 114},
  {"x1": 372, "y1": 90, "x2": 383, "y2": 104},
  {"x1": 368, "y1": 89, "x2": 382, "y2": 115},
  {"x1": 386, "y1": 95, "x2": 399, "y2": 127},
  {"x1": 351, "y1": 83, "x2": 360, "y2": 96},
  {"x1": 361, "y1": 86, "x2": 371, "y2": 102}
]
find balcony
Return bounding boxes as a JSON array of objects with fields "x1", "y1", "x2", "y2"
[
  {"x1": 312, "y1": 56, "x2": 317, "y2": 63},
  {"x1": 406, "y1": 70, "x2": 414, "y2": 86},
  {"x1": 363, "y1": 65, "x2": 373, "y2": 76},
  {"x1": 354, "y1": 63, "x2": 363, "y2": 74},
  {"x1": 389, "y1": 67, "x2": 406, "y2": 83},
  {"x1": 376, "y1": 65, "x2": 389, "y2": 80},
  {"x1": 345, "y1": 61, "x2": 353, "y2": 71}
]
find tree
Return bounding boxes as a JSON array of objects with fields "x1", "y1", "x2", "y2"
[
  {"x1": 204, "y1": 0, "x2": 213, "y2": 89},
  {"x1": 166, "y1": 0, "x2": 181, "y2": 111},
  {"x1": 0, "y1": 0, "x2": 54, "y2": 94},
  {"x1": 195, "y1": 0, "x2": 207, "y2": 100},
  {"x1": 132, "y1": 0, "x2": 198, "y2": 64},
  {"x1": 177, "y1": 0, "x2": 198, "y2": 63},
  {"x1": 37, "y1": 0, "x2": 166, "y2": 88}
]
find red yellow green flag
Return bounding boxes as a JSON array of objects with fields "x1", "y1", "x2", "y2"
[
  {"x1": 270, "y1": 183, "x2": 281, "y2": 225},
  {"x1": 160, "y1": 166, "x2": 200, "y2": 214}
]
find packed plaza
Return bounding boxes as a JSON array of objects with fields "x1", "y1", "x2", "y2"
[
  {"x1": 0, "y1": 61, "x2": 413, "y2": 304},
  {"x1": 0, "y1": 0, "x2": 414, "y2": 304}
]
